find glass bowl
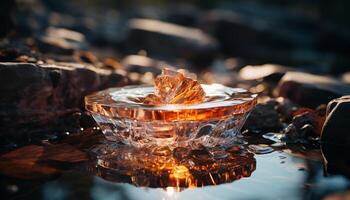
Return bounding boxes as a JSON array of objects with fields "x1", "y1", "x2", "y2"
[{"x1": 85, "y1": 84, "x2": 257, "y2": 149}]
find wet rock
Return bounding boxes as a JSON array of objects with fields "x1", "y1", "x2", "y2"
[
  {"x1": 291, "y1": 108, "x2": 325, "y2": 135},
  {"x1": 281, "y1": 124, "x2": 300, "y2": 142},
  {"x1": 282, "y1": 108, "x2": 325, "y2": 143},
  {"x1": 278, "y1": 72, "x2": 350, "y2": 108},
  {"x1": 0, "y1": 62, "x2": 129, "y2": 138},
  {"x1": 274, "y1": 97, "x2": 298, "y2": 121},
  {"x1": 123, "y1": 19, "x2": 219, "y2": 65},
  {"x1": 37, "y1": 27, "x2": 88, "y2": 55},
  {"x1": 239, "y1": 64, "x2": 300, "y2": 82},
  {"x1": 243, "y1": 101, "x2": 282, "y2": 133},
  {"x1": 282, "y1": 123, "x2": 319, "y2": 144},
  {"x1": 321, "y1": 96, "x2": 350, "y2": 145}
]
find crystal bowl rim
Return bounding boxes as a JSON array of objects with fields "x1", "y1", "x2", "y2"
[
  {"x1": 85, "y1": 84, "x2": 258, "y2": 111},
  {"x1": 85, "y1": 84, "x2": 258, "y2": 121}
]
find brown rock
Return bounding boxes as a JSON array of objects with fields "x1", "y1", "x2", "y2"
[
  {"x1": 292, "y1": 108, "x2": 325, "y2": 135},
  {"x1": 278, "y1": 72, "x2": 350, "y2": 108},
  {"x1": 281, "y1": 107, "x2": 325, "y2": 143},
  {"x1": 243, "y1": 101, "x2": 282, "y2": 133},
  {"x1": 0, "y1": 62, "x2": 129, "y2": 136}
]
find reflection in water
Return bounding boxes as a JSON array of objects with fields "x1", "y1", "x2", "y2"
[{"x1": 91, "y1": 143, "x2": 256, "y2": 191}]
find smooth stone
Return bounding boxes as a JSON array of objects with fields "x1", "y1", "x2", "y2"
[
  {"x1": 239, "y1": 64, "x2": 299, "y2": 82},
  {"x1": 278, "y1": 72, "x2": 350, "y2": 108},
  {"x1": 123, "y1": 18, "x2": 219, "y2": 65},
  {"x1": 0, "y1": 62, "x2": 129, "y2": 136},
  {"x1": 281, "y1": 108, "x2": 323, "y2": 143},
  {"x1": 321, "y1": 96, "x2": 350, "y2": 145}
]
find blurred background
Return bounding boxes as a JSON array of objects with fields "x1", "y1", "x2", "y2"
[{"x1": 2, "y1": 0, "x2": 350, "y2": 75}]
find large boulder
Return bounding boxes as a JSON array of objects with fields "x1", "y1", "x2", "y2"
[
  {"x1": 278, "y1": 72, "x2": 350, "y2": 108},
  {"x1": 0, "y1": 62, "x2": 129, "y2": 135},
  {"x1": 321, "y1": 96, "x2": 350, "y2": 145},
  {"x1": 122, "y1": 18, "x2": 219, "y2": 65}
]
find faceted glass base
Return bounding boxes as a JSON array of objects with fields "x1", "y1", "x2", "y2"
[{"x1": 92, "y1": 112, "x2": 250, "y2": 148}]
